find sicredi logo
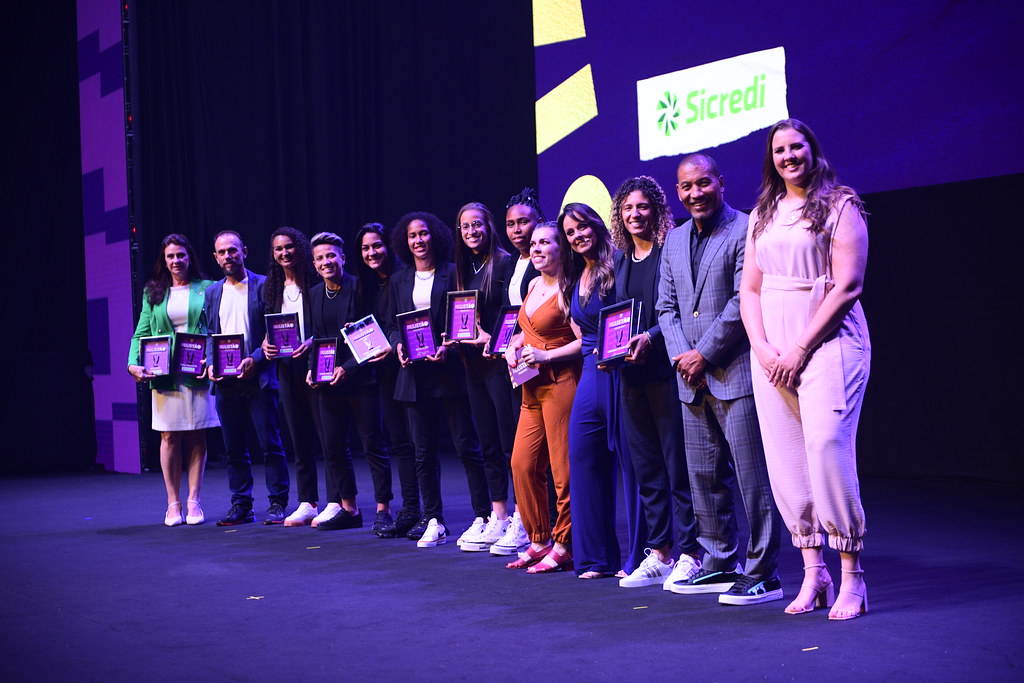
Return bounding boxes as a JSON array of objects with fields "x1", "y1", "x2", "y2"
[{"x1": 637, "y1": 47, "x2": 789, "y2": 160}]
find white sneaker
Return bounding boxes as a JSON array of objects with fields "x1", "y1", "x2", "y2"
[
  {"x1": 284, "y1": 502, "x2": 318, "y2": 527},
  {"x1": 619, "y1": 548, "x2": 675, "y2": 588},
  {"x1": 663, "y1": 553, "x2": 703, "y2": 592},
  {"x1": 489, "y1": 511, "x2": 530, "y2": 556},
  {"x1": 416, "y1": 518, "x2": 448, "y2": 548},
  {"x1": 456, "y1": 517, "x2": 486, "y2": 547},
  {"x1": 311, "y1": 502, "x2": 342, "y2": 528},
  {"x1": 462, "y1": 515, "x2": 511, "y2": 552}
]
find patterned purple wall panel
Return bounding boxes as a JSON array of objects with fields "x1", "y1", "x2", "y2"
[{"x1": 77, "y1": 0, "x2": 138, "y2": 473}]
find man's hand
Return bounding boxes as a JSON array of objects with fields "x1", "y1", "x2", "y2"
[{"x1": 673, "y1": 349, "x2": 707, "y2": 386}]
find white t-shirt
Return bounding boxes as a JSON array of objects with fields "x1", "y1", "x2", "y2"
[
  {"x1": 281, "y1": 284, "x2": 306, "y2": 339},
  {"x1": 167, "y1": 285, "x2": 190, "y2": 333},
  {"x1": 219, "y1": 277, "x2": 251, "y2": 347},
  {"x1": 412, "y1": 271, "x2": 434, "y2": 310},
  {"x1": 507, "y1": 256, "x2": 530, "y2": 306}
]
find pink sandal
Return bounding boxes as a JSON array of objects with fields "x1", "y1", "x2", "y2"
[
  {"x1": 527, "y1": 546, "x2": 573, "y2": 574},
  {"x1": 506, "y1": 544, "x2": 551, "y2": 569}
]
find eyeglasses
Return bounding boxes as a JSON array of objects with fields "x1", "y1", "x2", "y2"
[{"x1": 460, "y1": 220, "x2": 484, "y2": 231}]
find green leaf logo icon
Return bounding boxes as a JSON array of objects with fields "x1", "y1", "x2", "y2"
[{"x1": 656, "y1": 91, "x2": 680, "y2": 136}]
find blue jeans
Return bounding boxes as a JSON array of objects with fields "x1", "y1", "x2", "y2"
[{"x1": 215, "y1": 379, "x2": 289, "y2": 508}]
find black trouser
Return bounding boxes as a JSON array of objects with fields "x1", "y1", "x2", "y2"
[
  {"x1": 315, "y1": 382, "x2": 393, "y2": 504},
  {"x1": 378, "y1": 361, "x2": 418, "y2": 514},
  {"x1": 464, "y1": 353, "x2": 516, "y2": 504},
  {"x1": 403, "y1": 394, "x2": 489, "y2": 522},
  {"x1": 620, "y1": 368, "x2": 700, "y2": 554},
  {"x1": 277, "y1": 357, "x2": 320, "y2": 504}
]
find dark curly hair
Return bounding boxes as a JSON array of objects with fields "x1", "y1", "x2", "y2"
[
  {"x1": 265, "y1": 226, "x2": 318, "y2": 313},
  {"x1": 391, "y1": 211, "x2": 453, "y2": 266},
  {"x1": 609, "y1": 176, "x2": 674, "y2": 251},
  {"x1": 558, "y1": 203, "x2": 614, "y2": 309},
  {"x1": 753, "y1": 118, "x2": 866, "y2": 240},
  {"x1": 145, "y1": 233, "x2": 206, "y2": 306}
]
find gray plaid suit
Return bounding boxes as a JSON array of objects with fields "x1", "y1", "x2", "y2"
[{"x1": 656, "y1": 204, "x2": 780, "y2": 578}]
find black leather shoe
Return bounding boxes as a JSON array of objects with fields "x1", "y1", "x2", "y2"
[
  {"x1": 393, "y1": 510, "x2": 420, "y2": 539},
  {"x1": 371, "y1": 510, "x2": 396, "y2": 538},
  {"x1": 217, "y1": 504, "x2": 255, "y2": 526},
  {"x1": 316, "y1": 508, "x2": 363, "y2": 530},
  {"x1": 406, "y1": 515, "x2": 430, "y2": 541},
  {"x1": 264, "y1": 502, "x2": 286, "y2": 525}
]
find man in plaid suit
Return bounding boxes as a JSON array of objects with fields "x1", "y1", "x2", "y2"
[{"x1": 656, "y1": 153, "x2": 783, "y2": 606}]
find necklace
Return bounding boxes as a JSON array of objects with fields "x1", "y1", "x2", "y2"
[
  {"x1": 631, "y1": 250, "x2": 650, "y2": 263},
  {"x1": 472, "y1": 259, "x2": 485, "y2": 275},
  {"x1": 325, "y1": 282, "x2": 340, "y2": 299},
  {"x1": 284, "y1": 285, "x2": 301, "y2": 302},
  {"x1": 415, "y1": 269, "x2": 435, "y2": 281}
]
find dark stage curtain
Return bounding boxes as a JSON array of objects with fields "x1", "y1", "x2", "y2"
[{"x1": 129, "y1": 0, "x2": 537, "y2": 276}]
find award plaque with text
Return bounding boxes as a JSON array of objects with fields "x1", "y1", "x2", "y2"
[
  {"x1": 212, "y1": 333, "x2": 245, "y2": 377},
  {"x1": 445, "y1": 290, "x2": 478, "y2": 342},
  {"x1": 509, "y1": 346, "x2": 540, "y2": 388},
  {"x1": 488, "y1": 305, "x2": 521, "y2": 356},
  {"x1": 140, "y1": 335, "x2": 171, "y2": 377},
  {"x1": 311, "y1": 337, "x2": 337, "y2": 383},
  {"x1": 597, "y1": 298, "x2": 642, "y2": 367},
  {"x1": 397, "y1": 308, "x2": 436, "y2": 362},
  {"x1": 340, "y1": 314, "x2": 391, "y2": 364},
  {"x1": 173, "y1": 332, "x2": 206, "y2": 376},
  {"x1": 265, "y1": 312, "x2": 300, "y2": 355}
]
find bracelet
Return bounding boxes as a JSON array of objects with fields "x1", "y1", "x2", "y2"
[{"x1": 794, "y1": 343, "x2": 809, "y2": 355}]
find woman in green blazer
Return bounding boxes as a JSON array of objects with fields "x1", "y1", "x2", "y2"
[{"x1": 128, "y1": 234, "x2": 219, "y2": 526}]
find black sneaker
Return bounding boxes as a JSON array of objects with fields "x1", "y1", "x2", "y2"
[
  {"x1": 406, "y1": 515, "x2": 431, "y2": 541},
  {"x1": 671, "y1": 567, "x2": 743, "y2": 594},
  {"x1": 719, "y1": 575, "x2": 784, "y2": 605},
  {"x1": 370, "y1": 510, "x2": 396, "y2": 538},
  {"x1": 217, "y1": 504, "x2": 255, "y2": 526},
  {"x1": 316, "y1": 508, "x2": 363, "y2": 530},
  {"x1": 264, "y1": 502, "x2": 286, "y2": 525},
  {"x1": 394, "y1": 510, "x2": 420, "y2": 539}
]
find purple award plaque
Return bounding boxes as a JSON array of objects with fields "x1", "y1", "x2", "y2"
[
  {"x1": 212, "y1": 333, "x2": 245, "y2": 377},
  {"x1": 266, "y1": 312, "x2": 300, "y2": 355},
  {"x1": 397, "y1": 308, "x2": 436, "y2": 362},
  {"x1": 597, "y1": 299, "x2": 641, "y2": 366},
  {"x1": 341, "y1": 314, "x2": 391, "y2": 364},
  {"x1": 488, "y1": 305, "x2": 521, "y2": 355},
  {"x1": 173, "y1": 332, "x2": 206, "y2": 376},
  {"x1": 445, "y1": 290, "x2": 478, "y2": 341},
  {"x1": 312, "y1": 338, "x2": 337, "y2": 383},
  {"x1": 509, "y1": 346, "x2": 540, "y2": 388},
  {"x1": 141, "y1": 336, "x2": 171, "y2": 376}
]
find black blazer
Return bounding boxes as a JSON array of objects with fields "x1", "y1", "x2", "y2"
[
  {"x1": 387, "y1": 262, "x2": 469, "y2": 402},
  {"x1": 612, "y1": 243, "x2": 674, "y2": 381},
  {"x1": 499, "y1": 254, "x2": 540, "y2": 305},
  {"x1": 307, "y1": 273, "x2": 373, "y2": 388}
]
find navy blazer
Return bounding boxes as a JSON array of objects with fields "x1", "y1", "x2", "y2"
[
  {"x1": 613, "y1": 242, "x2": 674, "y2": 381},
  {"x1": 386, "y1": 262, "x2": 469, "y2": 402},
  {"x1": 203, "y1": 269, "x2": 277, "y2": 390}
]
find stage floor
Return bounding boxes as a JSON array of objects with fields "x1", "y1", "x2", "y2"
[{"x1": 1, "y1": 459, "x2": 1022, "y2": 681}]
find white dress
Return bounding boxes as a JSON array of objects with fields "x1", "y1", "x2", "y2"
[{"x1": 151, "y1": 286, "x2": 220, "y2": 432}]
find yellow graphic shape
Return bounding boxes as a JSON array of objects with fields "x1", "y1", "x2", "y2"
[
  {"x1": 533, "y1": 0, "x2": 586, "y2": 47},
  {"x1": 560, "y1": 175, "x2": 612, "y2": 226},
  {"x1": 536, "y1": 64, "x2": 597, "y2": 154}
]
